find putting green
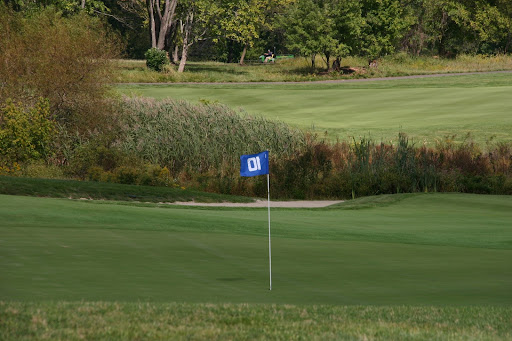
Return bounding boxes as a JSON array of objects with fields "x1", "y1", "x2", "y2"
[
  {"x1": 118, "y1": 73, "x2": 512, "y2": 145},
  {"x1": 1, "y1": 193, "x2": 511, "y2": 305}
]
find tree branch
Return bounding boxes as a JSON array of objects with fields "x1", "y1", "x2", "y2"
[{"x1": 92, "y1": 10, "x2": 136, "y2": 30}]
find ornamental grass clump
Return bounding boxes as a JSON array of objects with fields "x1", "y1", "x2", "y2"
[{"x1": 117, "y1": 97, "x2": 306, "y2": 174}]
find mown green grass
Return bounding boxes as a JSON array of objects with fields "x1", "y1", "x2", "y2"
[
  {"x1": 1, "y1": 193, "x2": 511, "y2": 339},
  {"x1": 1, "y1": 193, "x2": 511, "y2": 304},
  {"x1": 118, "y1": 72, "x2": 512, "y2": 146},
  {"x1": 0, "y1": 176, "x2": 254, "y2": 203}
]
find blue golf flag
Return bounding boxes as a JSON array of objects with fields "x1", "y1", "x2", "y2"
[
  {"x1": 241, "y1": 150, "x2": 273, "y2": 290},
  {"x1": 240, "y1": 151, "x2": 269, "y2": 177}
]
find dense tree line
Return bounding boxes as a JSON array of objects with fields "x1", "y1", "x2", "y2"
[{"x1": 3, "y1": 0, "x2": 511, "y2": 71}]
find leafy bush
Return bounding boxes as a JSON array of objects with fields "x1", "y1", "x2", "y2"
[
  {"x1": 145, "y1": 48, "x2": 169, "y2": 72},
  {"x1": 0, "y1": 99, "x2": 55, "y2": 165},
  {"x1": 114, "y1": 166, "x2": 140, "y2": 185},
  {"x1": 22, "y1": 160, "x2": 65, "y2": 179},
  {"x1": 0, "y1": 163, "x2": 22, "y2": 176},
  {"x1": 0, "y1": 5, "x2": 120, "y2": 135},
  {"x1": 87, "y1": 164, "x2": 178, "y2": 188},
  {"x1": 66, "y1": 141, "x2": 137, "y2": 179}
]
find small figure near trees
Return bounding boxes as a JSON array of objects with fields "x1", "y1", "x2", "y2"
[
  {"x1": 332, "y1": 58, "x2": 341, "y2": 71},
  {"x1": 263, "y1": 49, "x2": 274, "y2": 63}
]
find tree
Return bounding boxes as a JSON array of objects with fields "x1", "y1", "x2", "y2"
[
  {"x1": 146, "y1": 0, "x2": 178, "y2": 50},
  {"x1": 219, "y1": 0, "x2": 266, "y2": 65},
  {"x1": 283, "y1": 0, "x2": 362, "y2": 70},
  {"x1": 360, "y1": 0, "x2": 410, "y2": 60},
  {"x1": 283, "y1": 0, "x2": 329, "y2": 69},
  {"x1": 472, "y1": 0, "x2": 512, "y2": 53},
  {"x1": 218, "y1": 0, "x2": 293, "y2": 65},
  {"x1": 102, "y1": 0, "x2": 151, "y2": 58},
  {"x1": 399, "y1": 0, "x2": 470, "y2": 56},
  {"x1": 175, "y1": 0, "x2": 221, "y2": 72},
  {"x1": 328, "y1": 0, "x2": 363, "y2": 70}
]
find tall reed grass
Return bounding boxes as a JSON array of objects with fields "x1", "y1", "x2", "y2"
[{"x1": 117, "y1": 97, "x2": 306, "y2": 174}]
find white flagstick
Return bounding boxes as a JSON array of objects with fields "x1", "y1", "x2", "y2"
[{"x1": 267, "y1": 173, "x2": 272, "y2": 291}]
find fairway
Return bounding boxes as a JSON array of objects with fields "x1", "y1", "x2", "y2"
[
  {"x1": 118, "y1": 73, "x2": 512, "y2": 145},
  {"x1": 1, "y1": 193, "x2": 511, "y2": 305}
]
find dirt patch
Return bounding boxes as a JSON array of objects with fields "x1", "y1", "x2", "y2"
[{"x1": 172, "y1": 200, "x2": 343, "y2": 208}]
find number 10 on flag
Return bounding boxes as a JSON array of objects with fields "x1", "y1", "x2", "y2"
[
  {"x1": 248, "y1": 156, "x2": 261, "y2": 171},
  {"x1": 240, "y1": 151, "x2": 269, "y2": 177}
]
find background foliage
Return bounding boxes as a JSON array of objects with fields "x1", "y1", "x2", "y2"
[
  {"x1": 4, "y1": 0, "x2": 512, "y2": 70},
  {"x1": 0, "y1": 3, "x2": 120, "y2": 134}
]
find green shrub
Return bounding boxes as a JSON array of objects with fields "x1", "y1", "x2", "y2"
[
  {"x1": 0, "y1": 163, "x2": 22, "y2": 176},
  {"x1": 0, "y1": 98, "x2": 55, "y2": 165},
  {"x1": 85, "y1": 163, "x2": 179, "y2": 188},
  {"x1": 113, "y1": 166, "x2": 139, "y2": 185},
  {"x1": 0, "y1": 6, "x2": 120, "y2": 135},
  {"x1": 87, "y1": 166, "x2": 104, "y2": 182},
  {"x1": 66, "y1": 142, "x2": 131, "y2": 179},
  {"x1": 145, "y1": 48, "x2": 169, "y2": 72},
  {"x1": 23, "y1": 160, "x2": 64, "y2": 179}
]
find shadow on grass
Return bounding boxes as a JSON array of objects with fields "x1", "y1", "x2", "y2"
[
  {"x1": 217, "y1": 278, "x2": 245, "y2": 282},
  {"x1": 186, "y1": 65, "x2": 249, "y2": 75},
  {"x1": 327, "y1": 193, "x2": 421, "y2": 210}
]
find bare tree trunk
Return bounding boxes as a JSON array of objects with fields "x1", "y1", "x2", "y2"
[
  {"x1": 157, "y1": 0, "x2": 178, "y2": 50},
  {"x1": 178, "y1": 45, "x2": 188, "y2": 73},
  {"x1": 505, "y1": 32, "x2": 511, "y2": 54},
  {"x1": 311, "y1": 54, "x2": 316, "y2": 69},
  {"x1": 438, "y1": 10, "x2": 449, "y2": 56},
  {"x1": 172, "y1": 45, "x2": 180, "y2": 64},
  {"x1": 239, "y1": 44, "x2": 248, "y2": 65},
  {"x1": 146, "y1": 0, "x2": 157, "y2": 47},
  {"x1": 177, "y1": 15, "x2": 191, "y2": 73},
  {"x1": 81, "y1": 0, "x2": 85, "y2": 9}
]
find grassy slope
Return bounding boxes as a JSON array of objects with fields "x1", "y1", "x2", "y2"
[
  {"x1": 0, "y1": 176, "x2": 254, "y2": 203},
  {"x1": 118, "y1": 73, "x2": 512, "y2": 145},
  {"x1": 1, "y1": 193, "x2": 511, "y2": 339}
]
